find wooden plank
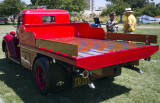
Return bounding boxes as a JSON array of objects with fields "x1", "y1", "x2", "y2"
[
  {"x1": 19, "y1": 26, "x2": 36, "y2": 47},
  {"x1": 20, "y1": 44, "x2": 77, "y2": 66},
  {"x1": 105, "y1": 32, "x2": 157, "y2": 45},
  {"x1": 36, "y1": 38, "x2": 78, "y2": 57}
]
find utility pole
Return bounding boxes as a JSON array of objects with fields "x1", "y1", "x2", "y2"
[{"x1": 91, "y1": 0, "x2": 94, "y2": 15}]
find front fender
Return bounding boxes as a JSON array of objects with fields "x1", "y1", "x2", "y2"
[
  {"x1": 2, "y1": 40, "x2": 6, "y2": 52},
  {"x1": 3, "y1": 34, "x2": 17, "y2": 58}
]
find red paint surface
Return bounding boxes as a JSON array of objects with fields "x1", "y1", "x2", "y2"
[
  {"x1": 24, "y1": 23, "x2": 105, "y2": 40},
  {"x1": 22, "y1": 9, "x2": 70, "y2": 25},
  {"x1": 72, "y1": 23, "x2": 105, "y2": 39}
]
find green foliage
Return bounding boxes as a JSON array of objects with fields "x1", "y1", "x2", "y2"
[
  {"x1": 121, "y1": 0, "x2": 149, "y2": 8},
  {"x1": 101, "y1": 0, "x2": 129, "y2": 16},
  {"x1": 105, "y1": 0, "x2": 160, "y2": 17},
  {"x1": 135, "y1": 6, "x2": 160, "y2": 17},
  {"x1": 0, "y1": 0, "x2": 26, "y2": 17},
  {"x1": 106, "y1": 0, "x2": 150, "y2": 8},
  {"x1": 30, "y1": 0, "x2": 87, "y2": 13},
  {"x1": 156, "y1": 3, "x2": 160, "y2": 7},
  {"x1": 31, "y1": 0, "x2": 36, "y2": 5},
  {"x1": 101, "y1": 0, "x2": 129, "y2": 22}
]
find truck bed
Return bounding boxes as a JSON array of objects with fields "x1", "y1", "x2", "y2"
[
  {"x1": 36, "y1": 37, "x2": 159, "y2": 70},
  {"x1": 47, "y1": 37, "x2": 147, "y2": 57}
]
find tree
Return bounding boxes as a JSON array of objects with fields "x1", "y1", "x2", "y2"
[
  {"x1": 30, "y1": 0, "x2": 87, "y2": 13},
  {"x1": 106, "y1": 0, "x2": 150, "y2": 8},
  {"x1": 31, "y1": 0, "x2": 36, "y2": 5},
  {"x1": 105, "y1": 0, "x2": 160, "y2": 17},
  {"x1": 135, "y1": 6, "x2": 160, "y2": 17},
  {"x1": 156, "y1": 3, "x2": 160, "y2": 8},
  {"x1": 0, "y1": 0, "x2": 26, "y2": 17},
  {"x1": 102, "y1": 0, "x2": 130, "y2": 22}
]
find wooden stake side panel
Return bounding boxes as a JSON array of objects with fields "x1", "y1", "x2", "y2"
[
  {"x1": 19, "y1": 26, "x2": 36, "y2": 47},
  {"x1": 36, "y1": 38, "x2": 78, "y2": 57},
  {"x1": 105, "y1": 32, "x2": 157, "y2": 45},
  {"x1": 20, "y1": 44, "x2": 77, "y2": 67}
]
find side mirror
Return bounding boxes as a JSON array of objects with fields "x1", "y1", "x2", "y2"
[{"x1": 10, "y1": 31, "x2": 15, "y2": 36}]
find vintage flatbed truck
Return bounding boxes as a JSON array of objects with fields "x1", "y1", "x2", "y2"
[{"x1": 2, "y1": 9, "x2": 159, "y2": 94}]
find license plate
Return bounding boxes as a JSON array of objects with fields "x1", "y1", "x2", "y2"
[{"x1": 73, "y1": 77, "x2": 90, "y2": 87}]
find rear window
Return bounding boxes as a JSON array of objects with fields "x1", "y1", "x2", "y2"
[{"x1": 43, "y1": 16, "x2": 55, "y2": 23}]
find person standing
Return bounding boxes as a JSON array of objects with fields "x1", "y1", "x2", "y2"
[
  {"x1": 123, "y1": 8, "x2": 136, "y2": 34},
  {"x1": 106, "y1": 11, "x2": 118, "y2": 33}
]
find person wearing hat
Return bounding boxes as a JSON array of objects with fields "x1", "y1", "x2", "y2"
[
  {"x1": 123, "y1": 8, "x2": 136, "y2": 34},
  {"x1": 106, "y1": 11, "x2": 118, "y2": 33}
]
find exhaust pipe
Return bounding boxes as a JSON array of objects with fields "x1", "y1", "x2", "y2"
[
  {"x1": 123, "y1": 64, "x2": 143, "y2": 74},
  {"x1": 88, "y1": 82, "x2": 95, "y2": 89},
  {"x1": 129, "y1": 66, "x2": 143, "y2": 73}
]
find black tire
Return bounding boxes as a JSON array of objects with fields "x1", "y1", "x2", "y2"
[
  {"x1": 5, "y1": 44, "x2": 11, "y2": 63},
  {"x1": 33, "y1": 57, "x2": 53, "y2": 94}
]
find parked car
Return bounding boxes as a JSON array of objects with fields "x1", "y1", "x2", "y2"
[
  {"x1": 141, "y1": 17, "x2": 160, "y2": 24},
  {"x1": 0, "y1": 17, "x2": 5, "y2": 24},
  {"x1": 0, "y1": 17, "x2": 8, "y2": 24}
]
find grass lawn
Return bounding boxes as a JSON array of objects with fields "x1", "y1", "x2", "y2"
[{"x1": 0, "y1": 25, "x2": 160, "y2": 103}]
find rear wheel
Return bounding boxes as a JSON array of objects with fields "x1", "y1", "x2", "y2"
[
  {"x1": 33, "y1": 57, "x2": 52, "y2": 94},
  {"x1": 36, "y1": 66, "x2": 46, "y2": 90}
]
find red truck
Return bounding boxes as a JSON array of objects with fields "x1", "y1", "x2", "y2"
[{"x1": 2, "y1": 9, "x2": 159, "y2": 94}]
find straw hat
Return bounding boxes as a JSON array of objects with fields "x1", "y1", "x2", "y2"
[{"x1": 125, "y1": 8, "x2": 133, "y2": 13}]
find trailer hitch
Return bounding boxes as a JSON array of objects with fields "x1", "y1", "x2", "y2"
[{"x1": 123, "y1": 64, "x2": 143, "y2": 74}]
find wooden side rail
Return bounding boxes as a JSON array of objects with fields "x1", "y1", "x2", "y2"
[
  {"x1": 36, "y1": 38, "x2": 78, "y2": 57},
  {"x1": 19, "y1": 26, "x2": 36, "y2": 47},
  {"x1": 105, "y1": 32, "x2": 157, "y2": 45}
]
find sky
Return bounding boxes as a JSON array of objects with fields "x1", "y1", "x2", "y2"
[
  {"x1": 94, "y1": 0, "x2": 160, "y2": 9},
  {"x1": 22, "y1": 0, "x2": 160, "y2": 9},
  {"x1": 21, "y1": 0, "x2": 108, "y2": 9}
]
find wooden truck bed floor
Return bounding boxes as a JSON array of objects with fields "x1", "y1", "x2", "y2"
[{"x1": 47, "y1": 37, "x2": 147, "y2": 57}]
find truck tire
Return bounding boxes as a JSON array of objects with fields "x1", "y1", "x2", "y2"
[
  {"x1": 33, "y1": 57, "x2": 53, "y2": 94},
  {"x1": 5, "y1": 45, "x2": 11, "y2": 63}
]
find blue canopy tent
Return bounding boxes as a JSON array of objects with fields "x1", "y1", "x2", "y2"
[{"x1": 138, "y1": 15, "x2": 151, "y2": 19}]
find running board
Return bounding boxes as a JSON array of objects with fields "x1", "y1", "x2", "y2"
[{"x1": 9, "y1": 56, "x2": 21, "y2": 64}]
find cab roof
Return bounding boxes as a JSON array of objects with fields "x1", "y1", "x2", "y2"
[{"x1": 20, "y1": 9, "x2": 69, "y2": 15}]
